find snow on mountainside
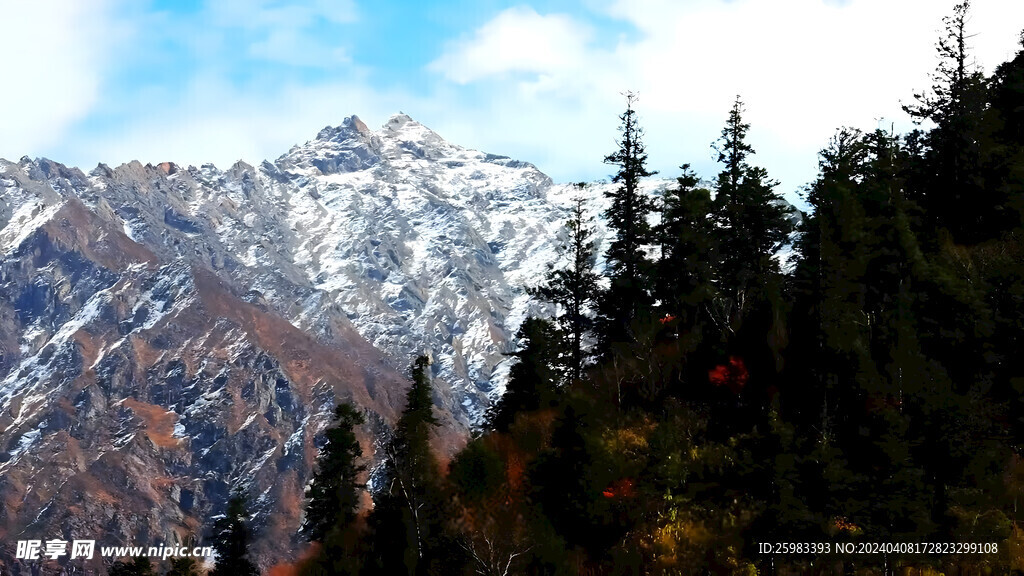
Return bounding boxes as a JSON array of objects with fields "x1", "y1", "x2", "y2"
[
  {"x1": 263, "y1": 113, "x2": 692, "y2": 419},
  {"x1": 0, "y1": 113, "x2": 795, "y2": 569}
]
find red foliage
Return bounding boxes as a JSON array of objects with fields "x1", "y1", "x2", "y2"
[
  {"x1": 602, "y1": 478, "x2": 636, "y2": 499},
  {"x1": 708, "y1": 356, "x2": 748, "y2": 394},
  {"x1": 658, "y1": 315, "x2": 677, "y2": 325}
]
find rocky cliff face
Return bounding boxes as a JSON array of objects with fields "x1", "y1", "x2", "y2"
[
  {"x1": 0, "y1": 114, "x2": 629, "y2": 572},
  {"x1": 0, "y1": 191, "x2": 417, "y2": 571}
]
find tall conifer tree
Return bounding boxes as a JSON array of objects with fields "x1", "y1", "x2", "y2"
[
  {"x1": 903, "y1": 0, "x2": 992, "y2": 242},
  {"x1": 486, "y1": 317, "x2": 562, "y2": 431},
  {"x1": 301, "y1": 402, "x2": 366, "y2": 544},
  {"x1": 655, "y1": 164, "x2": 717, "y2": 337},
  {"x1": 210, "y1": 493, "x2": 260, "y2": 576},
  {"x1": 711, "y1": 96, "x2": 794, "y2": 335},
  {"x1": 532, "y1": 192, "x2": 600, "y2": 383},
  {"x1": 599, "y1": 91, "x2": 658, "y2": 348},
  {"x1": 368, "y1": 356, "x2": 455, "y2": 576}
]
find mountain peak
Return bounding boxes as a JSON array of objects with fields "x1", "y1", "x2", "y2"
[
  {"x1": 385, "y1": 112, "x2": 417, "y2": 129},
  {"x1": 347, "y1": 114, "x2": 371, "y2": 134},
  {"x1": 378, "y1": 113, "x2": 459, "y2": 160},
  {"x1": 315, "y1": 114, "x2": 373, "y2": 143}
]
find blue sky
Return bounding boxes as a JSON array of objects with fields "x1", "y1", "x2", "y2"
[{"x1": 3, "y1": 0, "x2": 1024, "y2": 206}]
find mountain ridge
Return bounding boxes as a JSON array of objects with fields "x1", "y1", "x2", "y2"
[
  {"x1": 0, "y1": 112, "x2": 791, "y2": 570},
  {"x1": 0, "y1": 112, "x2": 652, "y2": 570}
]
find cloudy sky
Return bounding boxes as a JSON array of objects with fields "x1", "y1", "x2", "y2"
[{"x1": 2, "y1": 0, "x2": 1024, "y2": 205}]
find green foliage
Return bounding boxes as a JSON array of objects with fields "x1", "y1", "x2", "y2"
[
  {"x1": 300, "y1": 402, "x2": 367, "y2": 576},
  {"x1": 393, "y1": 356, "x2": 441, "y2": 485},
  {"x1": 486, "y1": 317, "x2": 562, "y2": 431},
  {"x1": 365, "y1": 355, "x2": 461, "y2": 576},
  {"x1": 710, "y1": 96, "x2": 795, "y2": 336},
  {"x1": 301, "y1": 402, "x2": 366, "y2": 543},
  {"x1": 164, "y1": 556, "x2": 200, "y2": 576},
  {"x1": 903, "y1": 0, "x2": 1003, "y2": 243},
  {"x1": 655, "y1": 164, "x2": 717, "y2": 337},
  {"x1": 531, "y1": 193, "x2": 600, "y2": 383},
  {"x1": 448, "y1": 438, "x2": 505, "y2": 503},
  {"x1": 599, "y1": 91, "x2": 659, "y2": 347},
  {"x1": 210, "y1": 493, "x2": 260, "y2": 576}
]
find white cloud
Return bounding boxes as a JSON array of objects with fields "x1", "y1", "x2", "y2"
[
  {"x1": 424, "y1": 0, "x2": 1024, "y2": 202},
  {"x1": 429, "y1": 6, "x2": 602, "y2": 87},
  {"x1": 0, "y1": 0, "x2": 365, "y2": 170},
  {"x1": 0, "y1": 0, "x2": 125, "y2": 159},
  {"x1": 4, "y1": 0, "x2": 1023, "y2": 208},
  {"x1": 205, "y1": 0, "x2": 357, "y2": 67}
]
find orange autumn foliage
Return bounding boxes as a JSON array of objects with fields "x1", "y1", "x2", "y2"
[
  {"x1": 832, "y1": 516, "x2": 861, "y2": 534},
  {"x1": 268, "y1": 542, "x2": 322, "y2": 576},
  {"x1": 708, "y1": 356, "x2": 748, "y2": 394}
]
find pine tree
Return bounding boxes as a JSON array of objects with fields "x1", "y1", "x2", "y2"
[
  {"x1": 598, "y1": 91, "x2": 658, "y2": 348},
  {"x1": 711, "y1": 96, "x2": 794, "y2": 336},
  {"x1": 301, "y1": 402, "x2": 366, "y2": 543},
  {"x1": 165, "y1": 556, "x2": 200, "y2": 576},
  {"x1": 210, "y1": 493, "x2": 260, "y2": 576},
  {"x1": 367, "y1": 356, "x2": 456, "y2": 576},
  {"x1": 902, "y1": 1, "x2": 981, "y2": 127},
  {"x1": 655, "y1": 163, "x2": 717, "y2": 337},
  {"x1": 982, "y1": 32, "x2": 1024, "y2": 231},
  {"x1": 531, "y1": 191, "x2": 600, "y2": 383},
  {"x1": 790, "y1": 128, "x2": 873, "y2": 436},
  {"x1": 902, "y1": 0, "x2": 991, "y2": 242},
  {"x1": 486, "y1": 317, "x2": 563, "y2": 431},
  {"x1": 392, "y1": 357, "x2": 441, "y2": 478}
]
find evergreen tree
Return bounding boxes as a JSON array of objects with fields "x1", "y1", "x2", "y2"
[
  {"x1": 367, "y1": 356, "x2": 457, "y2": 576},
  {"x1": 392, "y1": 356, "x2": 441, "y2": 483},
  {"x1": 165, "y1": 556, "x2": 200, "y2": 576},
  {"x1": 655, "y1": 163, "x2": 717, "y2": 337},
  {"x1": 598, "y1": 91, "x2": 658, "y2": 348},
  {"x1": 301, "y1": 402, "x2": 366, "y2": 543},
  {"x1": 531, "y1": 192, "x2": 600, "y2": 383},
  {"x1": 711, "y1": 96, "x2": 795, "y2": 336},
  {"x1": 300, "y1": 402, "x2": 367, "y2": 576},
  {"x1": 531, "y1": 402, "x2": 626, "y2": 559},
  {"x1": 989, "y1": 32, "x2": 1024, "y2": 146},
  {"x1": 983, "y1": 33, "x2": 1024, "y2": 230},
  {"x1": 790, "y1": 128, "x2": 873, "y2": 436},
  {"x1": 210, "y1": 493, "x2": 260, "y2": 576},
  {"x1": 903, "y1": 0, "x2": 992, "y2": 242},
  {"x1": 789, "y1": 124, "x2": 1010, "y2": 562},
  {"x1": 486, "y1": 317, "x2": 562, "y2": 432}
]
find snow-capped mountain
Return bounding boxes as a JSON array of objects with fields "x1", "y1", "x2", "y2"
[
  {"x1": 0, "y1": 112, "x2": 794, "y2": 569},
  {"x1": 0, "y1": 113, "x2": 682, "y2": 569}
]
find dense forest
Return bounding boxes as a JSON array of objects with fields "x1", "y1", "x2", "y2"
[{"x1": 196, "y1": 2, "x2": 1024, "y2": 575}]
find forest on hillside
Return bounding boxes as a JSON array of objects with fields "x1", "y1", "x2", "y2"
[{"x1": 165, "y1": 2, "x2": 1024, "y2": 575}]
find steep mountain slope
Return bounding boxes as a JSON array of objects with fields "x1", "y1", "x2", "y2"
[
  {"x1": 0, "y1": 115, "x2": 608, "y2": 571},
  {"x1": 0, "y1": 113, "x2": 793, "y2": 570},
  {"x1": 0, "y1": 188, "x2": 418, "y2": 570}
]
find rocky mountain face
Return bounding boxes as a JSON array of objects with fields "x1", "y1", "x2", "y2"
[
  {"x1": 0, "y1": 113, "x2": 792, "y2": 571},
  {"x1": 0, "y1": 114, "x2": 663, "y2": 572}
]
